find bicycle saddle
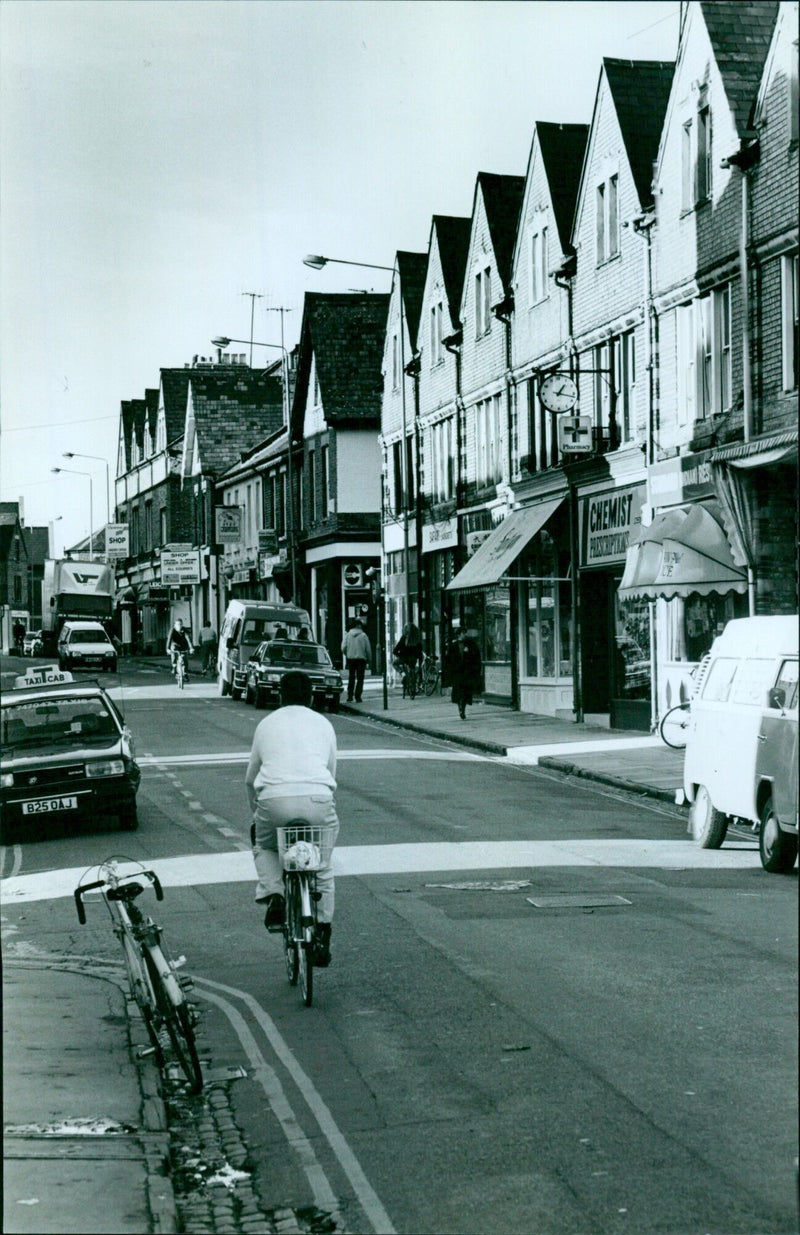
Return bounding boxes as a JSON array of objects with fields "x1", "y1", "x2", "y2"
[{"x1": 106, "y1": 882, "x2": 145, "y2": 902}]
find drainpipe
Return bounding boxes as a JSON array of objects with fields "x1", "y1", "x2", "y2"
[
  {"x1": 721, "y1": 138, "x2": 759, "y2": 615},
  {"x1": 554, "y1": 256, "x2": 583, "y2": 723},
  {"x1": 493, "y1": 292, "x2": 520, "y2": 709},
  {"x1": 443, "y1": 327, "x2": 464, "y2": 636},
  {"x1": 631, "y1": 210, "x2": 659, "y2": 731},
  {"x1": 405, "y1": 351, "x2": 424, "y2": 635}
]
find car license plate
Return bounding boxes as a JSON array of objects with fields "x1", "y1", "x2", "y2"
[{"x1": 21, "y1": 796, "x2": 79, "y2": 815}]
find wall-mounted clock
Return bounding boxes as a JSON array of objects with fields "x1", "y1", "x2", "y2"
[{"x1": 539, "y1": 373, "x2": 578, "y2": 413}]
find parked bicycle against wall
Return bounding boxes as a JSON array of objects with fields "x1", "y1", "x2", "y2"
[
  {"x1": 419, "y1": 651, "x2": 440, "y2": 696},
  {"x1": 74, "y1": 859, "x2": 203, "y2": 1092},
  {"x1": 276, "y1": 821, "x2": 337, "y2": 1007},
  {"x1": 658, "y1": 701, "x2": 691, "y2": 748},
  {"x1": 393, "y1": 658, "x2": 418, "y2": 699}
]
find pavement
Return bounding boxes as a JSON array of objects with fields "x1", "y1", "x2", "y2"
[{"x1": 2, "y1": 661, "x2": 686, "y2": 1234}]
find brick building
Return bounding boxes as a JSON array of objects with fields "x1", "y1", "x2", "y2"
[{"x1": 0, "y1": 502, "x2": 31, "y2": 652}]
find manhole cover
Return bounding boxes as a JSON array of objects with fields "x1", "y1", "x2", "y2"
[{"x1": 526, "y1": 893, "x2": 632, "y2": 909}]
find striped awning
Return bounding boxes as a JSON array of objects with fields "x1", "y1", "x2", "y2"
[
  {"x1": 446, "y1": 497, "x2": 563, "y2": 592},
  {"x1": 618, "y1": 501, "x2": 747, "y2": 601},
  {"x1": 710, "y1": 428, "x2": 797, "y2": 469}
]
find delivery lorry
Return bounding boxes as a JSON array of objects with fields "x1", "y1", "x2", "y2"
[{"x1": 41, "y1": 558, "x2": 115, "y2": 653}]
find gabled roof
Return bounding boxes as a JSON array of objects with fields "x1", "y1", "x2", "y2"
[
  {"x1": 144, "y1": 387, "x2": 159, "y2": 448},
  {"x1": 120, "y1": 400, "x2": 134, "y2": 471},
  {"x1": 431, "y1": 215, "x2": 471, "y2": 325},
  {"x1": 754, "y1": 0, "x2": 795, "y2": 125},
  {"x1": 700, "y1": 0, "x2": 779, "y2": 134},
  {"x1": 476, "y1": 172, "x2": 526, "y2": 290},
  {"x1": 160, "y1": 368, "x2": 192, "y2": 444},
  {"x1": 130, "y1": 398, "x2": 147, "y2": 455},
  {"x1": 396, "y1": 251, "x2": 428, "y2": 351},
  {"x1": 603, "y1": 58, "x2": 675, "y2": 208},
  {"x1": 188, "y1": 368, "x2": 284, "y2": 479},
  {"x1": 292, "y1": 293, "x2": 390, "y2": 433},
  {"x1": 536, "y1": 122, "x2": 590, "y2": 254},
  {"x1": 22, "y1": 526, "x2": 49, "y2": 564}
]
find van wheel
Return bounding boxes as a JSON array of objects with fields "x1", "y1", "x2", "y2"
[
  {"x1": 689, "y1": 785, "x2": 729, "y2": 848},
  {"x1": 218, "y1": 674, "x2": 230, "y2": 697},
  {"x1": 759, "y1": 797, "x2": 798, "y2": 873},
  {"x1": 231, "y1": 683, "x2": 243, "y2": 701},
  {"x1": 255, "y1": 687, "x2": 266, "y2": 709},
  {"x1": 244, "y1": 680, "x2": 255, "y2": 705}
]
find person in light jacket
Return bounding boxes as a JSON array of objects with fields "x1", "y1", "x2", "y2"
[{"x1": 341, "y1": 620, "x2": 372, "y2": 703}]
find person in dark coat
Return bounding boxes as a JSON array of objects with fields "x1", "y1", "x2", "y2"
[{"x1": 444, "y1": 629, "x2": 482, "y2": 719}]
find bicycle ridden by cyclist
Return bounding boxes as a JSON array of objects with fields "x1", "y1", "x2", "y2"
[
  {"x1": 166, "y1": 619, "x2": 194, "y2": 680},
  {"x1": 246, "y1": 671, "x2": 338, "y2": 966},
  {"x1": 393, "y1": 622, "x2": 423, "y2": 696}
]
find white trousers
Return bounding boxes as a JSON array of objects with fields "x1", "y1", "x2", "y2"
[{"x1": 252, "y1": 793, "x2": 339, "y2": 924}]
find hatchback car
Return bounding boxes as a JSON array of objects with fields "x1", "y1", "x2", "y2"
[
  {"x1": 57, "y1": 620, "x2": 117, "y2": 673},
  {"x1": 244, "y1": 639, "x2": 343, "y2": 711},
  {"x1": 0, "y1": 672, "x2": 140, "y2": 841}
]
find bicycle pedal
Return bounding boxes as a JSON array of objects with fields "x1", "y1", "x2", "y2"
[
  {"x1": 137, "y1": 1045, "x2": 158, "y2": 1059},
  {"x1": 311, "y1": 891, "x2": 322, "y2": 902},
  {"x1": 266, "y1": 923, "x2": 284, "y2": 934},
  {"x1": 178, "y1": 976, "x2": 194, "y2": 991}
]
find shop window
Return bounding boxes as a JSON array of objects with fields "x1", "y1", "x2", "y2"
[
  {"x1": 520, "y1": 532, "x2": 571, "y2": 679},
  {"x1": 614, "y1": 597, "x2": 651, "y2": 699}
]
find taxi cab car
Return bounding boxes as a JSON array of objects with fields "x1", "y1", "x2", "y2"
[
  {"x1": 0, "y1": 667, "x2": 140, "y2": 841},
  {"x1": 244, "y1": 639, "x2": 343, "y2": 712}
]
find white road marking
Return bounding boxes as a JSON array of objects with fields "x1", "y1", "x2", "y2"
[
  {"x1": 137, "y1": 748, "x2": 487, "y2": 767},
  {"x1": 197, "y1": 975, "x2": 396, "y2": 1235},
  {"x1": 505, "y1": 735, "x2": 664, "y2": 765},
  {"x1": 0, "y1": 839, "x2": 760, "y2": 904}
]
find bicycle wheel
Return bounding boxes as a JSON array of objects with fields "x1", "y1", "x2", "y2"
[
  {"x1": 424, "y1": 667, "x2": 439, "y2": 697},
  {"x1": 406, "y1": 666, "x2": 417, "y2": 699},
  {"x1": 298, "y1": 940, "x2": 313, "y2": 1006},
  {"x1": 659, "y1": 703, "x2": 690, "y2": 748},
  {"x1": 143, "y1": 951, "x2": 202, "y2": 1092},
  {"x1": 122, "y1": 934, "x2": 164, "y2": 1065},
  {"x1": 284, "y1": 877, "x2": 299, "y2": 986}
]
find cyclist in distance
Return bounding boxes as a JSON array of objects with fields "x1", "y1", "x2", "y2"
[
  {"x1": 166, "y1": 618, "x2": 194, "y2": 678},
  {"x1": 246, "y1": 671, "x2": 338, "y2": 966},
  {"x1": 393, "y1": 622, "x2": 423, "y2": 689}
]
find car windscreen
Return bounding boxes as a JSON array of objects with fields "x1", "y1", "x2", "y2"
[
  {"x1": 69, "y1": 630, "x2": 111, "y2": 644},
  {"x1": 242, "y1": 618, "x2": 303, "y2": 644},
  {"x1": 265, "y1": 643, "x2": 330, "y2": 667},
  {"x1": 2, "y1": 696, "x2": 121, "y2": 750}
]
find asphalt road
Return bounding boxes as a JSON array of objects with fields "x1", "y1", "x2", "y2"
[{"x1": 2, "y1": 658, "x2": 798, "y2": 1235}]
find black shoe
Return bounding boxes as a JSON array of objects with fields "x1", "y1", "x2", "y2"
[
  {"x1": 264, "y1": 894, "x2": 285, "y2": 931},
  {"x1": 312, "y1": 923, "x2": 332, "y2": 966},
  {"x1": 459, "y1": 707, "x2": 466, "y2": 719}
]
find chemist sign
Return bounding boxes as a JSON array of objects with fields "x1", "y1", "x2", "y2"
[{"x1": 580, "y1": 486, "x2": 644, "y2": 567}]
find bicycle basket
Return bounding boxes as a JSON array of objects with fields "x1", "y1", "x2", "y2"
[{"x1": 277, "y1": 823, "x2": 336, "y2": 872}]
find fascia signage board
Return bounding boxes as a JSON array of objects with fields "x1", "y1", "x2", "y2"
[
  {"x1": 161, "y1": 550, "x2": 201, "y2": 584},
  {"x1": 422, "y1": 517, "x2": 458, "y2": 553},
  {"x1": 648, "y1": 451, "x2": 715, "y2": 508},
  {"x1": 580, "y1": 486, "x2": 644, "y2": 567}
]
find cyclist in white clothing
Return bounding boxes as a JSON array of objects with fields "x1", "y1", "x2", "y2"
[{"x1": 246, "y1": 671, "x2": 338, "y2": 966}]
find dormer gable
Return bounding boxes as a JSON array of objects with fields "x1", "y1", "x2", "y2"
[
  {"x1": 753, "y1": 0, "x2": 797, "y2": 135},
  {"x1": 459, "y1": 172, "x2": 525, "y2": 334}
]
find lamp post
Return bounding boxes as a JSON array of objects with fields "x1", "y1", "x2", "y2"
[
  {"x1": 63, "y1": 452, "x2": 111, "y2": 527},
  {"x1": 303, "y1": 252, "x2": 411, "y2": 672},
  {"x1": 51, "y1": 467, "x2": 94, "y2": 559},
  {"x1": 211, "y1": 335, "x2": 297, "y2": 602}
]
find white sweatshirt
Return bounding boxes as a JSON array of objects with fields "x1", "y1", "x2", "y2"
[{"x1": 246, "y1": 705, "x2": 337, "y2": 800}]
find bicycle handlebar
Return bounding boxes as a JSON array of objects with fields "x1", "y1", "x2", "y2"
[{"x1": 74, "y1": 869, "x2": 164, "y2": 924}]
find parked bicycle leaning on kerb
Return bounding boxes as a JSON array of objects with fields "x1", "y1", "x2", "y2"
[
  {"x1": 74, "y1": 859, "x2": 203, "y2": 1092},
  {"x1": 419, "y1": 651, "x2": 440, "y2": 696},
  {"x1": 657, "y1": 656, "x2": 711, "y2": 749}
]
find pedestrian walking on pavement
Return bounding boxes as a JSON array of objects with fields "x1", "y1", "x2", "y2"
[
  {"x1": 444, "y1": 629, "x2": 482, "y2": 719},
  {"x1": 341, "y1": 619, "x2": 371, "y2": 703},
  {"x1": 198, "y1": 620, "x2": 217, "y2": 676}
]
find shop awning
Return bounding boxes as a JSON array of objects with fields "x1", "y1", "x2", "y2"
[
  {"x1": 710, "y1": 428, "x2": 797, "y2": 470},
  {"x1": 618, "y1": 501, "x2": 747, "y2": 601},
  {"x1": 446, "y1": 497, "x2": 563, "y2": 592}
]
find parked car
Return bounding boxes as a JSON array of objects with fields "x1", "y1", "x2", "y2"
[
  {"x1": 217, "y1": 600, "x2": 312, "y2": 699},
  {"x1": 244, "y1": 639, "x2": 343, "y2": 712},
  {"x1": 22, "y1": 630, "x2": 44, "y2": 657},
  {"x1": 57, "y1": 620, "x2": 117, "y2": 674},
  {"x1": 0, "y1": 668, "x2": 140, "y2": 841},
  {"x1": 683, "y1": 615, "x2": 798, "y2": 873}
]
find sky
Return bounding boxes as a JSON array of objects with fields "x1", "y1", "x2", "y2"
[{"x1": 0, "y1": 0, "x2": 679, "y2": 557}]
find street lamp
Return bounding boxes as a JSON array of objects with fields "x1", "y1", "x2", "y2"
[
  {"x1": 211, "y1": 335, "x2": 297, "y2": 602},
  {"x1": 52, "y1": 467, "x2": 94, "y2": 559},
  {"x1": 303, "y1": 251, "x2": 412, "y2": 639},
  {"x1": 63, "y1": 451, "x2": 111, "y2": 526}
]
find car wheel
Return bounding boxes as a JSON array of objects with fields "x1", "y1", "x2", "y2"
[
  {"x1": 689, "y1": 784, "x2": 729, "y2": 848},
  {"x1": 108, "y1": 660, "x2": 117, "y2": 674},
  {"x1": 218, "y1": 674, "x2": 230, "y2": 697},
  {"x1": 245, "y1": 679, "x2": 255, "y2": 705},
  {"x1": 119, "y1": 802, "x2": 139, "y2": 831},
  {"x1": 231, "y1": 682, "x2": 243, "y2": 701},
  {"x1": 58, "y1": 657, "x2": 66, "y2": 671},
  {"x1": 328, "y1": 696, "x2": 340, "y2": 713},
  {"x1": 758, "y1": 796, "x2": 798, "y2": 873},
  {"x1": 255, "y1": 686, "x2": 266, "y2": 708}
]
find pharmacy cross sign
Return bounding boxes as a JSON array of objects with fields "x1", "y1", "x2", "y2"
[{"x1": 558, "y1": 416, "x2": 592, "y2": 454}]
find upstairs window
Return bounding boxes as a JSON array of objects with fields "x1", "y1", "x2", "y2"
[
  {"x1": 429, "y1": 418, "x2": 455, "y2": 503},
  {"x1": 308, "y1": 450, "x2": 317, "y2": 523},
  {"x1": 782, "y1": 253, "x2": 799, "y2": 391},
  {"x1": 321, "y1": 444, "x2": 329, "y2": 514},
  {"x1": 596, "y1": 174, "x2": 619, "y2": 263},
  {"x1": 676, "y1": 286, "x2": 733, "y2": 423},
  {"x1": 430, "y1": 301, "x2": 444, "y2": 366},
  {"x1": 682, "y1": 91, "x2": 712, "y2": 210},
  {"x1": 530, "y1": 228, "x2": 549, "y2": 304},
  {"x1": 475, "y1": 266, "x2": 492, "y2": 337},
  {"x1": 696, "y1": 97, "x2": 712, "y2": 201},
  {"x1": 681, "y1": 120, "x2": 693, "y2": 212},
  {"x1": 392, "y1": 334, "x2": 400, "y2": 389}
]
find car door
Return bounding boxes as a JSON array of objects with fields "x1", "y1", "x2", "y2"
[{"x1": 757, "y1": 657, "x2": 799, "y2": 829}]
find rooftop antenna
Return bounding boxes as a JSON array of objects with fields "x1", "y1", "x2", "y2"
[{"x1": 242, "y1": 291, "x2": 263, "y2": 366}]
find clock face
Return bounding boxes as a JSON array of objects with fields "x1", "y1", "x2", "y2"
[{"x1": 539, "y1": 373, "x2": 578, "y2": 413}]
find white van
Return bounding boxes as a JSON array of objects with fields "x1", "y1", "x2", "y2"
[
  {"x1": 217, "y1": 600, "x2": 312, "y2": 699},
  {"x1": 684, "y1": 615, "x2": 798, "y2": 872},
  {"x1": 57, "y1": 620, "x2": 118, "y2": 674}
]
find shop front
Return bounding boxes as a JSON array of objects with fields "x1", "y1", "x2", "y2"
[
  {"x1": 579, "y1": 483, "x2": 650, "y2": 730},
  {"x1": 623, "y1": 453, "x2": 750, "y2": 716},
  {"x1": 421, "y1": 515, "x2": 458, "y2": 660},
  {"x1": 307, "y1": 549, "x2": 379, "y2": 670}
]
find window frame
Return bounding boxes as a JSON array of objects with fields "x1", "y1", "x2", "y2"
[{"x1": 782, "y1": 253, "x2": 798, "y2": 391}]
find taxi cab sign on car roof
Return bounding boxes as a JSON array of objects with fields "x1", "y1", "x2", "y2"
[{"x1": 14, "y1": 666, "x2": 74, "y2": 689}]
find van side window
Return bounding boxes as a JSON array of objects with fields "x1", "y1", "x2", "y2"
[
  {"x1": 701, "y1": 657, "x2": 738, "y2": 703},
  {"x1": 729, "y1": 659, "x2": 776, "y2": 706},
  {"x1": 774, "y1": 659, "x2": 799, "y2": 711}
]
